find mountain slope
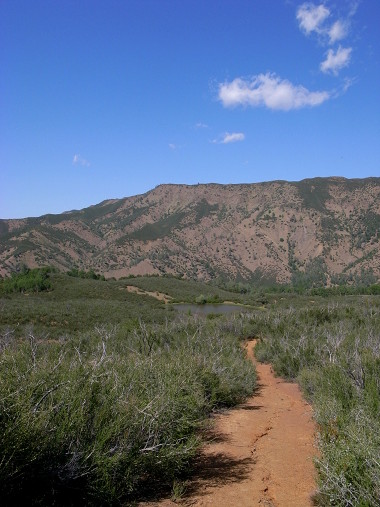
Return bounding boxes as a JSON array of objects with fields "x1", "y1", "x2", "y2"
[{"x1": 1, "y1": 177, "x2": 379, "y2": 284}]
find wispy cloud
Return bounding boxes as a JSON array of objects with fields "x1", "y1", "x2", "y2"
[
  {"x1": 72, "y1": 154, "x2": 90, "y2": 167},
  {"x1": 328, "y1": 20, "x2": 348, "y2": 44},
  {"x1": 320, "y1": 46, "x2": 352, "y2": 75},
  {"x1": 348, "y1": 1, "x2": 359, "y2": 18},
  {"x1": 195, "y1": 122, "x2": 208, "y2": 129},
  {"x1": 168, "y1": 143, "x2": 176, "y2": 150},
  {"x1": 342, "y1": 76, "x2": 355, "y2": 93},
  {"x1": 296, "y1": 3, "x2": 330, "y2": 35},
  {"x1": 212, "y1": 132, "x2": 245, "y2": 144},
  {"x1": 296, "y1": 3, "x2": 356, "y2": 77},
  {"x1": 218, "y1": 73, "x2": 330, "y2": 111},
  {"x1": 221, "y1": 132, "x2": 245, "y2": 144},
  {"x1": 297, "y1": 3, "x2": 353, "y2": 45}
]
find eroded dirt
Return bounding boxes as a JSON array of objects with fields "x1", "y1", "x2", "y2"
[
  {"x1": 125, "y1": 285, "x2": 173, "y2": 303},
  {"x1": 141, "y1": 340, "x2": 318, "y2": 506}
]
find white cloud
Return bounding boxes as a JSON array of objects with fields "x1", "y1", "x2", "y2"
[
  {"x1": 296, "y1": 3, "x2": 330, "y2": 35},
  {"x1": 168, "y1": 143, "x2": 176, "y2": 150},
  {"x1": 297, "y1": 4, "x2": 353, "y2": 46},
  {"x1": 320, "y1": 46, "x2": 352, "y2": 75},
  {"x1": 222, "y1": 132, "x2": 245, "y2": 144},
  {"x1": 72, "y1": 154, "x2": 90, "y2": 167},
  {"x1": 218, "y1": 73, "x2": 330, "y2": 111},
  {"x1": 328, "y1": 20, "x2": 348, "y2": 43},
  {"x1": 212, "y1": 132, "x2": 245, "y2": 144}
]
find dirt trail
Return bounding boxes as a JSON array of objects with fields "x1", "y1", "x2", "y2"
[
  {"x1": 124, "y1": 285, "x2": 173, "y2": 303},
  {"x1": 141, "y1": 340, "x2": 318, "y2": 506}
]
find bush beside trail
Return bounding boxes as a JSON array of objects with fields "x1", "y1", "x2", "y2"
[
  {"x1": 252, "y1": 300, "x2": 380, "y2": 506},
  {"x1": 0, "y1": 316, "x2": 256, "y2": 505}
]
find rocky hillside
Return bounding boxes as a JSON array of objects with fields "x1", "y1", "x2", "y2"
[{"x1": 1, "y1": 177, "x2": 379, "y2": 285}]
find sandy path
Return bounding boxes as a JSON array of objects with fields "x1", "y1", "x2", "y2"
[{"x1": 140, "y1": 340, "x2": 318, "y2": 506}]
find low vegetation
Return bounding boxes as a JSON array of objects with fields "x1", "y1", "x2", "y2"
[
  {"x1": 0, "y1": 271, "x2": 170, "y2": 339},
  {"x1": 66, "y1": 268, "x2": 106, "y2": 280},
  {"x1": 253, "y1": 299, "x2": 380, "y2": 506},
  {"x1": 123, "y1": 274, "x2": 242, "y2": 304},
  {"x1": 0, "y1": 270, "x2": 256, "y2": 505},
  {"x1": 0, "y1": 268, "x2": 379, "y2": 505}
]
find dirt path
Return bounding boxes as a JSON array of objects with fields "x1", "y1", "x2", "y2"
[
  {"x1": 124, "y1": 285, "x2": 173, "y2": 303},
  {"x1": 141, "y1": 340, "x2": 318, "y2": 506}
]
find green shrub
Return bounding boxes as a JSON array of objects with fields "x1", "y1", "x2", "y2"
[
  {"x1": 0, "y1": 316, "x2": 256, "y2": 504},
  {"x1": 0, "y1": 267, "x2": 52, "y2": 294},
  {"x1": 195, "y1": 294, "x2": 207, "y2": 304},
  {"x1": 67, "y1": 268, "x2": 105, "y2": 280},
  {"x1": 251, "y1": 298, "x2": 380, "y2": 505}
]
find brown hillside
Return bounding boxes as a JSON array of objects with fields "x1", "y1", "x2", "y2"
[{"x1": 1, "y1": 177, "x2": 379, "y2": 284}]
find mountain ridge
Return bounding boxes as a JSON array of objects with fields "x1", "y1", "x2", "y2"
[{"x1": 1, "y1": 177, "x2": 379, "y2": 284}]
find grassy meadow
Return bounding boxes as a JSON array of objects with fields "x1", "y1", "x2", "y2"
[{"x1": 0, "y1": 268, "x2": 379, "y2": 505}]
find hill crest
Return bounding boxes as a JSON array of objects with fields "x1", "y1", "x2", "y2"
[{"x1": 1, "y1": 177, "x2": 379, "y2": 285}]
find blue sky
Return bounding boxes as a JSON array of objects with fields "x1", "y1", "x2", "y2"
[{"x1": 1, "y1": 0, "x2": 379, "y2": 218}]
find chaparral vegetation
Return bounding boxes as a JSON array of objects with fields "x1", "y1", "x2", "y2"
[{"x1": 0, "y1": 267, "x2": 379, "y2": 506}]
